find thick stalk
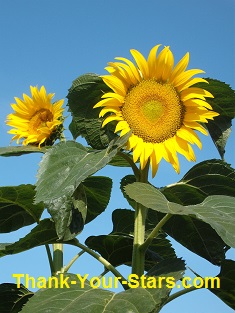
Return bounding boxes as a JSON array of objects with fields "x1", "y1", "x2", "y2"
[
  {"x1": 131, "y1": 163, "x2": 149, "y2": 277},
  {"x1": 53, "y1": 243, "x2": 64, "y2": 275}
]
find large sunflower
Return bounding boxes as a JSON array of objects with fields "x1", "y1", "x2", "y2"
[
  {"x1": 6, "y1": 86, "x2": 64, "y2": 147},
  {"x1": 94, "y1": 44, "x2": 219, "y2": 177}
]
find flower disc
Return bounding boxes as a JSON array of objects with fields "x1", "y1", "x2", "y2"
[{"x1": 122, "y1": 80, "x2": 184, "y2": 143}]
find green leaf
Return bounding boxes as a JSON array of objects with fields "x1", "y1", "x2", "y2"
[
  {"x1": 19, "y1": 273, "x2": 177, "y2": 313},
  {"x1": 0, "y1": 145, "x2": 48, "y2": 157},
  {"x1": 196, "y1": 79, "x2": 235, "y2": 158},
  {"x1": 86, "y1": 209, "x2": 176, "y2": 271},
  {"x1": 67, "y1": 73, "x2": 117, "y2": 149},
  {"x1": 47, "y1": 184, "x2": 87, "y2": 241},
  {"x1": 0, "y1": 283, "x2": 33, "y2": 313},
  {"x1": 161, "y1": 159, "x2": 235, "y2": 205},
  {"x1": 0, "y1": 219, "x2": 58, "y2": 257},
  {"x1": 125, "y1": 183, "x2": 235, "y2": 248},
  {"x1": 35, "y1": 135, "x2": 129, "y2": 204},
  {"x1": 83, "y1": 176, "x2": 112, "y2": 224},
  {"x1": 0, "y1": 185, "x2": 44, "y2": 233},
  {"x1": 210, "y1": 259, "x2": 235, "y2": 310}
]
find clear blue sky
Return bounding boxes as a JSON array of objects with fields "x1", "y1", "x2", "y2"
[{"x1": 0, "y1": 1, "x2": 234, "y2": 312}]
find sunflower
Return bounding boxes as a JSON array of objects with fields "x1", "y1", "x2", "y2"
[
  {"x1": 94, "y1": 44, "x2": 219, "y2": 177},
  {"x1": 6, "y1": 86, "x2": 64, "y2": 147}
]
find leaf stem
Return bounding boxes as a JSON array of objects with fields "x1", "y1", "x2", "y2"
[
  {"x1": 71, "y1": 239, "x2": 129, "y2": 290},
  {"x1": 140, "y1": 213, "x2": 172, "y2": 253},
  {"x1": 45, "y1": 244, "x2": 55, "y2": 275},
  {"x1": 118, "y1": 151, "x2": 140, "y2": 179},
  {"x1": 131, "y1": 163, "x2": 149, "y2": 276},
  {"x1": 165, "y1": 286, "x2": 199, "y2": 304},
  {"x1": 63, "y1": 250, "x2": 86, "y2": 273}
]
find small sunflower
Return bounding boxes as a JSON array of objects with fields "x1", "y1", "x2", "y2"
[
  {"x1": 94, "y1": 44, "x2": 219, "y2": 177},
  {"x1": 6, "y1": 86, "x2": 64, "y2": 146}
]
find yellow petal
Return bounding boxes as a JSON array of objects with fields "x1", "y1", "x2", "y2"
[
  {"x1": 177, "y1": 126, "x2": 202, "y2": 149},
  {"x1": 130, "y1": 49, "x2": 149, "y2": 79},
  {"x1": 147, "y1": 44, "x2": 161, "y2": 78},
  {"x1": 183, "y1": 121, "x2": 208, "y2": 135},
  {"x1": 173, "y1": 69, "x2": 205, "y2": 87},
  {"x1": 102, "y1": 115, "x2": 123, "y2": 127},
  {"x1": 169, "y1": 52, "x2": 189, "y2": 82},
  {"x1": 115, "y1": 120, "x2": 130, "y2": 133},
  {"x1": 101, "y1": 75, "x2": 127, "y2": 96},
  {"x1": 181, "y1": 88, "x2": 214, "y2": 101},
  {"x1": 115, "y1": 57, "x2": 141, "y2": 82}
]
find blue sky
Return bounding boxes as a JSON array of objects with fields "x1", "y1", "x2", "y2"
[{"x1": 0, "y1": 0, "x2": 235, "y2": 312}]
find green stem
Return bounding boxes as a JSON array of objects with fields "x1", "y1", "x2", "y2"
[
  {"x1": 165, "y1": 286, "x2": 199, "y2": 304},
  {"x1": 71, "y1": 239, "x2": 129, "y2": 290},
  {"x1": 45, "y1": 244, "x2": 55, "y2": 275},
  {"x1": 140, "y1": 213, "x2": 172, "y2": 253},
  {"x1": 131, "y1": 163, "x2": 149, "y2": 276},
  {"x1": 53, "y1": 243, "x2": 64, "y2": 275},
  {"x1": 118, "y1": 151, "x2": 140, "y2": 179},
  {"x1": 63, "y1": 250, "x2": 86, "y2": 273}
]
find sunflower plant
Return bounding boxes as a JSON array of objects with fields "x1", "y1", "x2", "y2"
[{"x1": 0, "y1": 44, "x2": 235, "y2": 313}]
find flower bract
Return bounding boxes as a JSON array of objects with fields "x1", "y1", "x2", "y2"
[
  {"x1": 6, "y1": 86, "x2": 64, "y2": 146},
  {"x1": 94, "y1": 44, "x2": 219, "y2": 177}
]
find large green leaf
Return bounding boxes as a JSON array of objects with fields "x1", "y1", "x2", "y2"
[
  {"x1": 0, "y1": 219, "x2": 58, "y2": 257},
  {"x1": 35, "y1": 136, "x2": 127, "y2": 239},
  {"x1": 0, "y1": 185, "x2": 44, "y2": 233},
  {"x1": 125, "y1": 182, "x2": 235, "y2": 248},
  {"x1": 196, "y1": 79, "x2": 235, "y2": 158},
  {"x1": 0, "y1": 146, "x2": 48, "y2": 157},
  {"x1": 0, "y1": 283, "x2": 33, "y2": 313},
  {"x1": 210, "y1": 259, "x2": 235, "y2": 310},
  {"x1": 19, "y1": 271, "x2": 185, "y2": 313},
  {"x1": 67, "y1": 73, "x2": 117, "y2": 149},
  {"x1": 35, "y1": 135, "x2": 129, "y2": 204}
]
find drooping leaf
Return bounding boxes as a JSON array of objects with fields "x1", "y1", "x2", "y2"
[
  {"x1": 125, "y1": 182, "x2": 235, "y2": 248},
  {"x1": 0, "y1": 145, "x2": 48, "y2": 157},
  {"x1": 210, "y1": 259, "x2": 235, "y2": 310},
  {"x1": 83, "y1": 176, "x2": 112, "y2": 224},
  {"x1": 196, "y1": 79, "x2": 235, "y2": 158},
  {"x1": 47, "y1": 184, "x2": 87, "y2": 241},
  {"x1": 0, "y1": 185, "x2": 44, "y2": 233},
  {"x1": 67, "y1": 73, "x2": 117, "y2": 149},
  {"x1": 35, "y1": 134, "x2": 129, "y2": 204},
  {"x1": 0, "y1": 283, "x2": 33, "y2": 313},
  {"x1": 0, "y1": 219, "x2": 58, "y2": 257}
]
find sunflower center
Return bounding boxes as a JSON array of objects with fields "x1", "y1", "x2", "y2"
[
  {"x1": 122, "y1": 80, "x2": 185, "y2": 143},
  {"x1": 28, "y1": 109, "x2": 53, "y2": 133}
]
